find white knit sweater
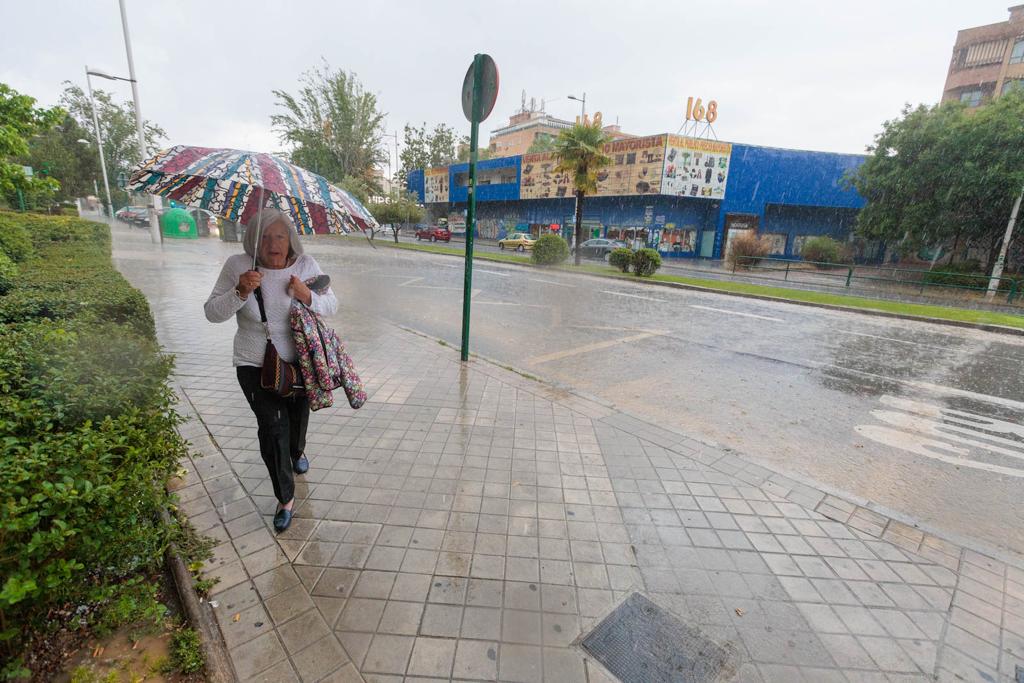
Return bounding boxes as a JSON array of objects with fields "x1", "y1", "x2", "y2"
[{"x1": 204, "y1": 253, "x2": 338, "y2": 367}]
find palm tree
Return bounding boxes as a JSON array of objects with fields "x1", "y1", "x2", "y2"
[{"x1": 553, "y1": 120, "x2": 612, "y2": 265}]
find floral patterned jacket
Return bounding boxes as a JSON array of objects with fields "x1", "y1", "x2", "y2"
[{"x1": 289, "y1": 300, "x2": 366, "y2": 411}]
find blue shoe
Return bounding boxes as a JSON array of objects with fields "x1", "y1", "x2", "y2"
[
  {"x1": 292, "y1": 453, "x2": 309, "y2": 474},
  {"x1": 273, "y1": 507, "x2": 293, "y2": 533}
]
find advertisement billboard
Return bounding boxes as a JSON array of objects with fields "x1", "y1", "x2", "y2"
[
  {"x1": 661, "y1": 135, "x2": 732, "y2": 199},
  {"x1": 519, "y1": 152, "x2": 574, "y2": 200},
  {"x1": 595, "y1": 135, "x2": 665, "y2": 197},
  {"x1": 424, "y1": 167, "x2": 449, "y2": 203}
]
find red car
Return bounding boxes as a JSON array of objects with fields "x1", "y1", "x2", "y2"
[{"x1": 415, "y1": 225, "x2": 451, "y2": 242}]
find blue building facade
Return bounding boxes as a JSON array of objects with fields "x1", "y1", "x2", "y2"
[{"x1": 407, "y1": 138, "x2": 869, "y2": 261}]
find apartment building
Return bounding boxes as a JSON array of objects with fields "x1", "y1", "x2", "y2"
[{"x1": 941, "y1": 5, "x2": 1024, "y2": 106}]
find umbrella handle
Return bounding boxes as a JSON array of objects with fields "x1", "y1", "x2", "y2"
[{"x1": 252, "y1": 185, "x2": 266, "y2": 270}]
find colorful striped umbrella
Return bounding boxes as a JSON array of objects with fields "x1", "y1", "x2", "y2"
[{"x1": 127, "y1": 145, "x2": 378, "y2": 235}]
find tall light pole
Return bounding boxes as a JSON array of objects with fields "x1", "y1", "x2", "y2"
[
  {"x1": 118, "y1": 0, "x2": 160, "y2": 243},
  {"x1": 385, "y1": 130, "x2": 400, "y2": 198},
  {"x1": 568, "y1": 92, "x2": 586, "y2": 119},
  {"x1": 987, "y1": 183, "x2": 1023, "y2": 299},
  {"x1": 83, "y1": 70, "x2": 114, "y2": 220}
]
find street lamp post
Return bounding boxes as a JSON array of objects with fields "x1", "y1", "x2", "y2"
[
  {"x1": 987, "y1": 183, "x2": 1024, "y2": 299},
  {"x1": 568, "y1": 92, "x2": 586, "y2": 119},
  {"x1": 119, "y1": 0, "x2": 160, "y2": 243},
  {"x1": 83, "y1": 69, "x2": 115, "y2": 220}
]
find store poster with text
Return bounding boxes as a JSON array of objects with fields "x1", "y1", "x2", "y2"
[
  {"x1": 662, "y1": 135, "x2": 732, "y2": 199},
  {"x1": 519, "y1": 152, "x2": 574, "y2": 200},
  {"x1": 595, "y1": 135, "x2": 665, "y2": 197},
  {"x1": 424, "y1": 167, "x2": 450, "y2": 203}
]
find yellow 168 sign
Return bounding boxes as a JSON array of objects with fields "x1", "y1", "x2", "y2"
[{"x1": 685, "y1": 97, "x2": 718, "y2": 124}]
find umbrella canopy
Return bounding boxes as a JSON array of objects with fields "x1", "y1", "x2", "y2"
[{"x1": 127, "y1": 145, "x2": 378, "y2": 235}]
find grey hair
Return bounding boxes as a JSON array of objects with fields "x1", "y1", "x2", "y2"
[{"x1": 243, "y1": 208, "x2": 304, "y2": 261}]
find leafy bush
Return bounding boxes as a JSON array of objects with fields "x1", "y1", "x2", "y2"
[
  {"x1": 531, "y1": 234, "x2": 569, "y2": 265},
  {"x1": 726, "y1": 233, "x2": 771, "y2": 268},
  {"x1": 922, "y1": 260, "x2": 1018, "y2": 292},
  {"x1": 169, "y1": 628, "x2": 205, "y2": 674},
  {"x1": 632, "y1": 248, "x2": 662, "y2": 277},
  {"x1": 0, "y1": 212, "x2": 185, "y2": 678},
  {"x1": 0, "y1": 252, "x2": 15, "y2": 295},
  {"x1": 800, "y1": 236, "x2": 853, "y2": 266},
  {"x1": 0, "y1": 214, "x2": 34, "y2": 262},
  {"x1": 609, "y1": 248, "x2": 633, "y2": 273}
]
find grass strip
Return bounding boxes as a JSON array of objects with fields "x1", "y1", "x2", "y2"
[{"x1": 356, "y1": 237, "x2": 1024, "y2": 329}]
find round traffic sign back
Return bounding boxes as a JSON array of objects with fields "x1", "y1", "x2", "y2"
[{"x1": 462, "y1": 54, "x2": 499, "y2": 123}]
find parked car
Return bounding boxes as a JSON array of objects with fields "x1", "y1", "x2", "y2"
[
  {"x1": 574, "y1": 238, "x2": 631, "y2": 260},
  {"x1": 415, "y1": 225, "x2": 451, "y2": 242},
  {"x1": 115, "y1": 206, "x2": 149, "y2": 226},
  {"x1": 498, "y1": 232, "x2": 536, "y2": 252}
]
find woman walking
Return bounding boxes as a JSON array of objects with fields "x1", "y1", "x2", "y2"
[{"x1": 204, "y1": 209, "x2": 337, "y2": 532}]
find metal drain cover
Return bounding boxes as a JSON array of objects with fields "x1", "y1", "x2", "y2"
[{"x1": 580, "y1": 592, "x2": 735, "y2": 683}]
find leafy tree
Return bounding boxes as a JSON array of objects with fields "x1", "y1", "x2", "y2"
[
  {"x1": 850, "y1": 91, "x2": 1024, "y2": 269},
  {"x1": 399, "y1": 123, "x2": 462, "y2": 186},
  {"x1": 0, "y1": 83, "x2": 63, "y2": 208},
  {"x1": 338, "y1": 175, "x2": 372, "y2": 205},
  {"x1": 272, "y1": 62, "x2": 386, "y2": 193},
  {"x1": 553, "y1": 119, "x2": 612, "y2": 265},
  {"x1": 60, "y1": 82, "x2": 166, "y2": 210},
  {"x1": 368, "y1": 191, "x2": 424, "y2": 242},
  {"x1": 527, "y1": 133, "x2": 556, "y2": 154},
  {"x1": 455, "y1": 139, "x2": 493, "y2": 163},
  {"x1": 22, "y1": 115, "x2": 99, "y2": 202}
]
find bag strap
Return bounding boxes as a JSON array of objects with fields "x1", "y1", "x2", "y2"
[{"x1": 252, "y1": 286, "x2": 272, "y2": 340}]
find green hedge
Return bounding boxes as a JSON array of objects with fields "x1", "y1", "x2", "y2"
[
  {"x1": 0, "y1": 212, "x2": 183, "y2": 680},
  {"x1": 531, "y1": 234, "x2": 569, "y2": 266},
  {"x1": 0, "y1": 214, "x2": 34, "y2": 262},
  {"x1": 609, "y1": 248, "x2": 633, "y2": 273},
  {"x1": 632, "y1": 248, "x2": 662, "y2": 277}
]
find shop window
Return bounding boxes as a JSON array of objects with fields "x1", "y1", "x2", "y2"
[
  {"x1": 763, "y1": 233, "x2": 787, "y2": 255},
  {"x1": 1011, "y1": 39, "x2": 1024, "y2": 65},
  {"x1": 657, "y1": 228, "x2": 696, "y2": 254},
  {"x1": 792, "y1": 235, "x2": 812, "y2": 255}
]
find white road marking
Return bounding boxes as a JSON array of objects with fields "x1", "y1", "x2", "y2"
[
  {"x1": 856, "y1": 424, "x2": 1024, "y2": 478},
  {"x1": 529, "y1": 277, "x2": 575, "y2": 287},
  {"x1": 904, "y1": 379, "x2": 1024, "y2": 412},
  {"x1": 856, "y1": 394, "x2": 1024, "y2": 478},
  {"x1": 527, "y1": 330, "x2": 669, "y2": 365},
  {"x1": 476, "y1": 269, "x2": 511, "y2": 277},
  {"x1": 473, "y1": 301, "x2": 549, "y2": 308},
  {"x1": 689, "y1": 305, "x2": 784, "y2": 322},
  {"x1": 600, "y1": 290, "x2": 667, "y2": 303},
  {"x1": 398, "y1": 277, "x2": 423, "y2": 287}
]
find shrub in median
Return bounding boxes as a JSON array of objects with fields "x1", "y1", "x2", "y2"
[
  {"x1": 632, "y1": 248, "x2": 662, "y2": 277},
  {"x1": 0, "y1": 214, "x2": 34, "y2": 262},
  {"x1": 725, "y1": 233, "x2": 772, "y2": 269},
  {"x1": 609, "y1": 248, "x2": 633, "y2": 273},
  {"x1": 0, "y1": 211, "x2": 183, "y2": 679},
  {"x1": 0, "y1": 252, "x2": 15, "y2": 295},
  {"x1": 800, "y1": 236, "x2": 852, "y2": 266},
  {"x1": 531, "y1": 234, "x2": 569, "y2": 265}
]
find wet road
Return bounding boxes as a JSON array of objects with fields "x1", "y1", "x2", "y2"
[{"x1": 299, "y1": 238, "x2": 1024, "y2": 557}]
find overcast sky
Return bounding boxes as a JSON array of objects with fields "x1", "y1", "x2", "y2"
[{"x1": 1, "y1": 1, "x2": 1009, "y2": 165}]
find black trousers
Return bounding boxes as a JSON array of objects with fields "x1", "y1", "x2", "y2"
[{"x1": 236, "y1": 366, "x2": 309, "y2": 505}]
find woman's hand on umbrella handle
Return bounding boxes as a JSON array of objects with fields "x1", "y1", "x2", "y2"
[
  {"x1": 236, "y1": 270, "x2": 262, "y2": 299},
  {"x1": 289, "y1": 275, "x2": 312, "y2": 305}
]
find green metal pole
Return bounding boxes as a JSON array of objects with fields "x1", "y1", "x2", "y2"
[
  {"x1": 16, "y1": 188, "x2": 25, "y2": 212},
  {"x1": 460, "y1": 54, "x2": 484, "y2": 362}
]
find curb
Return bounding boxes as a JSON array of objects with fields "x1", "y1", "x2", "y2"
[
  {"x1": 160, "y1": 507, "x2": 236, "y2": 683},
  {"x1": 361, "y1": 239, "x2": 1024, "y2": 337},
  {"x1": 393, "y1": 322, "x2": 1024, "y2": 571}
]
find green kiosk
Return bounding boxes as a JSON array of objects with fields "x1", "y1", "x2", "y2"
[{"x1": 159, "y1": 208, "x2": 198, "y2": 239}]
